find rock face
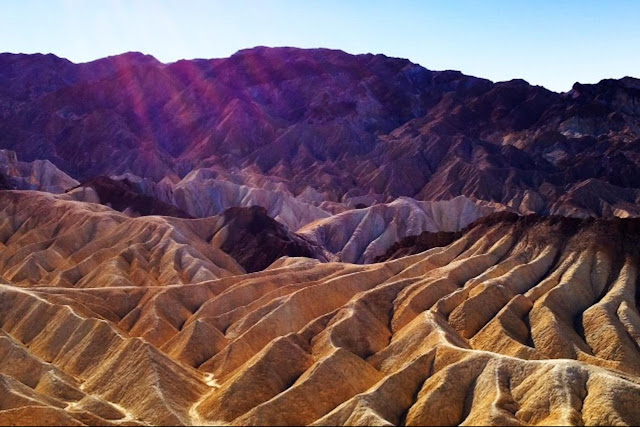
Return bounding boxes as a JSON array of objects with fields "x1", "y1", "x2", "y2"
[
  {"x1": 298, "y1": 196, "x2": 497, "y2": 263},
  {"x1": 65, "y1": 176, "x2": 193, "y2": 218},
  {"x1": 0, "y1": 191, "x2": 327, "y2": 280},
  {"x1": 85, "y1": 175, "x2": 501, "y2": 264},
  {"x1": 1, "y1": 191, "x2": 640, "y2": 425},
  {"x1": 212, "y1": 205, "x2": 330, "y2": 272},
  {"x1": 135, "y1": 167, "x2": 335, "y2": 231},
  {"x1": 376, "y1": 211, "x2": 521, "y2": 262},
  {"x1": 0, "y1": 149, "x2": 79, "y2": 193},
  {"x1": 2, "y1": 49, "x2": 640, "y2": 218},
  {"x1": 0, "y1": 191, "x2": 244, "y2": 288},
  {"x1": 3, "y1": 47, "x2": 640, "y2": 426}
]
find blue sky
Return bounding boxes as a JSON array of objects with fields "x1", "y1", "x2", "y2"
[{"x1": 2, "y1": 0, "x2": 639, "y2": 92}]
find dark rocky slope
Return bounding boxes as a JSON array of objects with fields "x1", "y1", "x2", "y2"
[
  {"x1": 215, "y1": 205, "x2": 329, "y2": 272},
  {"x1": 2, "y1": 48, "x2": 640, "y2": 218},
  {"x1": 68, "y1": 176, "x2": 193, "y2": 218},
  {"x1": 376, "y1": 211, "x2": 640, "y2": 262}
]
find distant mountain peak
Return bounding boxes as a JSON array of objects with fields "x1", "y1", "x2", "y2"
[{"x1": 0, "y1": 48, "x2": 639, "y2": 223}]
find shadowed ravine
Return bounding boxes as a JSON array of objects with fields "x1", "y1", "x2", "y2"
[{"x1": 1, "y1": 191, "x2": 640, "y2": 425}]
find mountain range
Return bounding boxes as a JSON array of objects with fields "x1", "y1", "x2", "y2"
[
  {"x1": 2, "y1": 47, "x2": 640, "y2": 218},
  {"x1": 1, "y1": 47, "x2": 640, "y2": 425}
]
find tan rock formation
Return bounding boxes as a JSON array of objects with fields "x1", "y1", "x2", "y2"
[
  {"x1": 299, "y1": 195, "x2": 497, "y2": 263},
  {"x1": 0, "y1": 150, "x2": 79, "y2": 193},
  {"x1": 0, "y1": 191, "x2": 640, "y2": 425},
  {"x1": 110, "y1": 168, "x2": 334, "y2": 231}
]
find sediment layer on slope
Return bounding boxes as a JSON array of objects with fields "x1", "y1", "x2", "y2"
[
  {"x1": 0, "y1": 149, "x2": 79, "y2": 193},
  {"x1": 2, "y1": 194, "x2": 640, "y2": 425},
  {"x1": 98, "y1": 170, "x2": 336, "y2": 231},
  {"x1": 0, "y1": 191, "x2": 329, "y2": 289},
  {"x1": 376, "y1": 211, "x2": 525, "y2": 261},
  {"x1": 155, "y1": 168, "x2": 335, "y2": 230},
  {"x1": 90, "y1": 173, "x2": 500, "y2": 263},
  {"x1": 298, "y1": 195, "x2": 497, "y2": 263},
  {"x1": 0, "y1": 190, "x2": 244, "y2": 288},
  {"x1": 65, "y1": 176, "x2": 193, "y2": 218}
]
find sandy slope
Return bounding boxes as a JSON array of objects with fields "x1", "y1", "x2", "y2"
[
  {"x1": 1, "y1": 191, "x2": 640, "y2": 425},
  {"x1": 298, "y1": 196, "x2": 496, "y2": 263},
  {"x1": 0, "y1": 150, "x2": 79, "y2": 193}
]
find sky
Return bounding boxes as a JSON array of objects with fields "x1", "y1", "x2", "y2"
[{"x1": 2, "y1": 0, "x2": 639, "y2": 92}]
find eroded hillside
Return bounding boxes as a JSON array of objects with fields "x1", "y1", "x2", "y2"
[
  {"x1": 1, "y1": 191, "x2": 639, "y2": 425},
  {"x1": 2, "y1": 49, "x2": 640, "y2": 219}
]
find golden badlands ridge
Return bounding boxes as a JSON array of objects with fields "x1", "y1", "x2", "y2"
[{"x1": 1, "y1": 191, "x2": 640, "y2": 425}]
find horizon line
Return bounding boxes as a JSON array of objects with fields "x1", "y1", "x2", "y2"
[{"x1": 2, "y1": 45, "x2": 639, "y2": 95}]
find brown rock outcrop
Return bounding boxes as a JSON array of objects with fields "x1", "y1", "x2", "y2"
[
  {"x1": 214, "y1": 205, "x2": 330, "y2": 272},
  {"x1": 65, "y1": 176, "x2": 192, "y2": 218}
]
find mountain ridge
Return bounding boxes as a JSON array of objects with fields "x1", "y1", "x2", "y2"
[
  {"x1": 4, "y1": 47, "x2": 640, "y2": 268},
  {"x1": 2, "y1": 47, "x2": 639, "y2": 222},
  {"x1": 2, "y1": 46, "x2": 640, "y2": 424}
]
